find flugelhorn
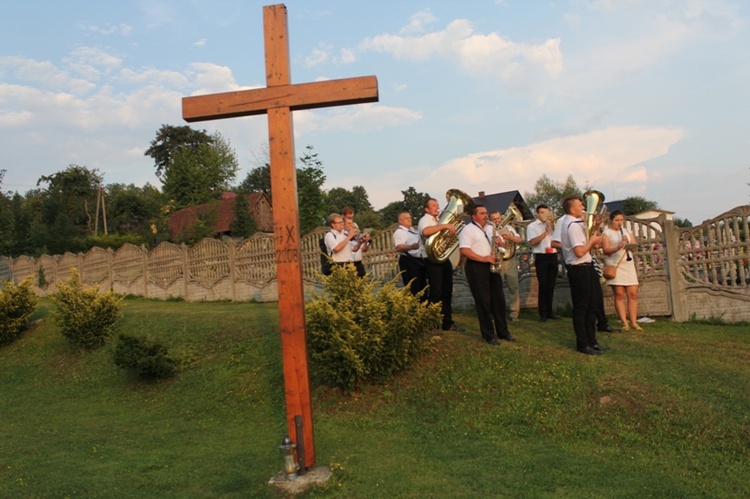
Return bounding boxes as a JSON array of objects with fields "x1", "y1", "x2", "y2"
[
  {"x1": 583, "y1": 189, "x2": 607, "y2": 240},
  {"x1": 425, "y1": 188, "x2": 475, "y2": 264},
  {"x1": 496, "y1": 203, "x2": 523, "y2": 261}
]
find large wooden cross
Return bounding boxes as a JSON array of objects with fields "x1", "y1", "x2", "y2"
[{"x1": 182, "y1": 4, "x2": 378, "y2": 469}]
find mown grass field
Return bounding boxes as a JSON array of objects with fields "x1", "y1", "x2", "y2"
[{"x1": 1, "y1": 298, "x2": 748, "y2": 498}]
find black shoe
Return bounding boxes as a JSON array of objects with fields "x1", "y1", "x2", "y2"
[
  {"x1": 501, "y1": 334, "x2": 516, "y2": 342},
  {"x1": 577, "y1": 346, "x2": 602, "y2": 355},
  {"x1": 539, "y1": 316, "x2": 548, "y2": 323},
  {"x1": 592, "y1": 344, "x2": 610, "y2": 352},
  {"x1": 548, "y1": 315, "x2": 561, "y2": 320},
  {"x1": 487, "y1": 338, "x2": 501, "y2": 345},
  {"x1": 598, "y1": 325, "x2": 616, "y2": 333}
]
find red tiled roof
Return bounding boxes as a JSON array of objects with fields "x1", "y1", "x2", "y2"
[{"x1": 167, "y1": 192, "x2": 269, "y2": 239}]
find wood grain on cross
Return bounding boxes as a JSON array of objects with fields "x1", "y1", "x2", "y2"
[{"x1": 182, "y1": 3, "x2": 378, "y2": 469}]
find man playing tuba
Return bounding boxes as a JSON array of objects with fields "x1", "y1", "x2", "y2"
[
  {"x1": 418, "y1": 197, "x2": 460, "y2": 331},
  {"x1": 490, "y1": 210, "x2": 522, "y2": 322}
]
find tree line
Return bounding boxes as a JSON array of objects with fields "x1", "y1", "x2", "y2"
[
  {"x1": 0, "y1": 124, "x2": 687, "y2": 259},
  {"x1": 0, "y1": 125, "x2": 433, "y2": 258}
]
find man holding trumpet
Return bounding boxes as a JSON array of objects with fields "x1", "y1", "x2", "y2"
[{"x1": 526, "y1": 204, "x2": 560, "y2": 322}]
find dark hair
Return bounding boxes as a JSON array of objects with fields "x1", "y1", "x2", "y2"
[
  {"x1": 609, "y1": 209, "x2": 624, "y2": 221},
  {"x1": 562, "y1": 195, "x2": 582, "y2": 215},
  {"x1": 423, "y1": 197, "x2": 437, "y2": 209},
  {"x1": 341, "y1": 206, "x2": 354, "y2": 217},
  {"x1": 535, "y1": 204, "x2": 550, "y2": 213},
  {"x1": 471, "y1": 204, "x2": 486, "y2": 215}
]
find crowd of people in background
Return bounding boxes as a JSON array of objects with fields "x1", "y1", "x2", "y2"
[{"x1": 323, "y1": 192, "x2": 644, "y2": 355}]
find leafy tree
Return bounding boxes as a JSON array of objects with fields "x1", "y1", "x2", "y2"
[
  {"x1": 523, "y1": 174, "x2": 582, "y2": 216},
  {"x1": 378, "y1": 186, "x2": 431, "y2": 226},
  {"x1": 107, "y1": 183, "x2": 164, "y2": 238},
  {"x1": 622, "y1": 196, "x2": 659, "y2": 216},
  {"x1": 674, "y1": 217, "x2": 693, "y2": 228},
  {"x1": 161, "y1": 133, "x2": 239, "y2": 210},
  {"x1": 237, "y1": 161, "x2": 272, "y2": 198},
  {"x1": 9, "y1": 192, "x2": 33, "y2": 257},
  {"x1": 37, "y1": 165, "x2": 103, "y2": 231},
  {"x1": 145, "y1": 124, "x2": 213, "y2": 178},
  {"x1": 402, "y1": 187, "x2": 431, "y2": 220},
  {"x1": 230, "y1": 194, "x2": 257, "y2": 238},
  {"x1": 0, "y1": 170, "x2": 14, "y2": 256},
  {"x1": 237, "y1": 144, "x2": 327, "y2": 234},
  {"x1": 297, "y1": 146, "x2": 327, "y2": 234},
  {"x1": 324, "y1": 185, "x2": 373, "y2": 216},
  {"x1": 354, "y1": 210, "x2": 384, "y2": 230}
]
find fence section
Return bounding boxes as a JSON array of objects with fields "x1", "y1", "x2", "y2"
[{"x1": 3, "y1": 206, "x2": 749, "y2": 321}]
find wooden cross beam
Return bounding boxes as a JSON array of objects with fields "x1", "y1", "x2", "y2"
[{"x1": 182, "y1": 4, "x2": 378, "y2": 470}]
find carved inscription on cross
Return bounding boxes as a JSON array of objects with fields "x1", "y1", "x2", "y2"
[{"x1": 182, "y1": 4, "x2": 378, "y2": 469}]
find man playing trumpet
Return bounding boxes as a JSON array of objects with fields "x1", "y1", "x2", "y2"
[{"x1": 526, "y1": 204, "x2": 560, "y2": 322}]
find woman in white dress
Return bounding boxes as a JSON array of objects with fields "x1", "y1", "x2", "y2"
[{"x1": 602, "y1": 210, "x2": 642, "y2": 331}]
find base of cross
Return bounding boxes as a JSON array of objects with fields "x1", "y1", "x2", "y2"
[{"x1": 267, "y1": 466, "x2": 332, "y2": 495}]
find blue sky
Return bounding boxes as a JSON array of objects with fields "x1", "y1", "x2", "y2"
[{"x1": 1, "y1": 0, "x2": 748, "y2": 224}]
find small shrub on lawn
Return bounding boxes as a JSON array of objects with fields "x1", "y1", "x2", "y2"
[
  {"x1": 50, "y1": 268, "x2": 123, "y2": 349},
  {"x1": 0, "y1": 277, "x2": 38, "y2": 344},
  {"x1": 113, "y1": 333, "x2": 178, "y2": 379},
  {"x1": 305, "y1": 264, "x2": 441, "y2": 390}
]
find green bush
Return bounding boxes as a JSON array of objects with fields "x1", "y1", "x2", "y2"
[
  {"x1": 50, "y1": 268, "x2": 123, "y2": 349},
  {"x1": 0, "y1": 277, "x2": 38, "y2": 344},
  {"x1": 305, "y1": 264, "x2": 441, "y2": 390},
  {"x1": 113, "y1": 333, "x2": 178, "y2": 379}
]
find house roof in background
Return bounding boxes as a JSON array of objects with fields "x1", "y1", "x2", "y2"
[
  {"x1": 168, "y1": 192, "x2": 268, "y2": 239},
  {"x1": 472, "y1": 190, "x2": 533, "y2": 220}
]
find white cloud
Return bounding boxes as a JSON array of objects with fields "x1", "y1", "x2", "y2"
[
  {"x1": 419, "y1": 125, "x2": 683, "y2": 201},
  {"x1": 78, "y1": 22, "x2": 133, "y2": 36},
  {"x1": 399, "y1": 9, "x2": 438, "y2": 35},
  {"x1": 294, "y1": 104, "x2": 422, "y2": 136},
  {"x1": 338, "y1": 48, "x2": 356, "y2": 64},
  {"x1": 359, "y1": 18, "x2": 563, "y2": 83},
  {"x1": 194, "y1": 38, "x2": 207, "y2": 47},
  {"x1": 186, "y1": 62, "x2": 249, "y2": 94},
  {"x1": 305, "y1": 47, "x2": 329, "y2": 67}
]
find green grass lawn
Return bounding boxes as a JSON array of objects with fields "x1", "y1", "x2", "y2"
[{"x1": 1, "y1": 298, "x2": 748, "y2": 498}]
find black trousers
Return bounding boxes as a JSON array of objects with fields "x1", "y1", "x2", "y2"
[
  {"x1": 464, "y1": 260, "x2": 509, "y2": 342},
  {"x1": 398, "y1": 255, "x2": 427, "y2": 298},
  {"x1": 566, "y1": 263, "x2": 599, "y2": 351},
  {"x1": 426, "y1": 259, "x2": 454, "y2": 330},
  {"x1": 534, "y1": 253, "x2": 559, "y2": 318}
]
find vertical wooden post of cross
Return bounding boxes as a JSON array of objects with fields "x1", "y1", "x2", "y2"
[{"x1": 182, "y1": 3, "x2": 378, "y2": 470}]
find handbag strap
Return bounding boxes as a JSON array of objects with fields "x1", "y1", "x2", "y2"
[{"x1": 613, "y1": 248, "x2": 627, "y2": 268}]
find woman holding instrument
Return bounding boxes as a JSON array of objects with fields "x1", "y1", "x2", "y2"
[{"x1": 602, "y1": 210, "x2": 641, "y2": 331}]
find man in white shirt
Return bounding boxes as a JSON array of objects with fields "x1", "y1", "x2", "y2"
[
  {"x1": 557, "y1": 195, "x2": 608, "y2": 355},
  {"x1": 324, "y1": 213, "x2": 357, "y2": 269},
  {"x1": 490, "y1": 211, "x2": 522, "y2": 322},
  {"x1": 526, "y1": 204, "x2": 560, "y2": 322},
  {"x1": 418, "y1": 197, "x2": 459, "y2": 331},
  {"x1": 344, "y1": 217, "x2": 369, "y2": 277},
  {"x1": 459, "y1": 204, "x2": 515, "y2": 345},
  {"x1": 393, "y1": 211, "x2": 426, "y2": 296}
]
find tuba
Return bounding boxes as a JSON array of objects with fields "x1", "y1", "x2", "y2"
[
  {"x1": 425, "y1": 189, "x2": 476, "y2": 264},
  {"x1": 583, "y1": 189, "x2": 607, "y2": 240},
  {"x1": 496, "y1": 203, "x2": 524, "y2": 261}
]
